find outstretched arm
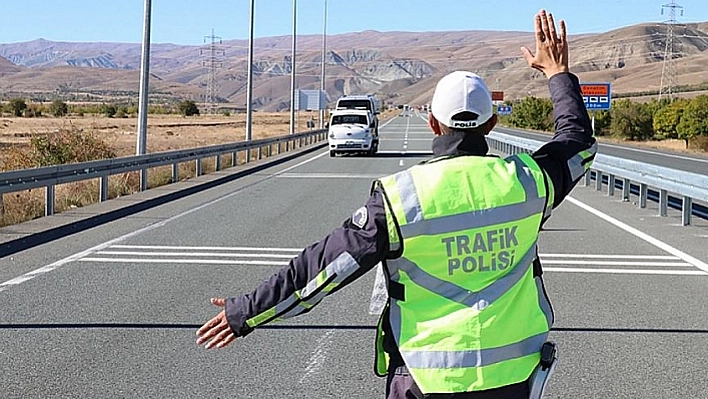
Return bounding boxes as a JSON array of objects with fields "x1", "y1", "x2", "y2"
[{"x1": 196, "y1": 190, "x2": 392, "y2": 349}]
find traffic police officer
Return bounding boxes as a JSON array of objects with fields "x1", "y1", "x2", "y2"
[{"x1": 197, "y1": 9, "x2": 596, "y2": 398}]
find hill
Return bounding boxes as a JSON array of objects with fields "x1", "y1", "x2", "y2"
[
  {"x1": 1, "y1": 23, "x2": 707, "y2": 110},
  {"x1": 0, "y1": 55, "x2": 21, "y2": 76}
]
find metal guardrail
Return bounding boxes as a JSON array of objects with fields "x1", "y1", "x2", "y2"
[
  {"x1": 488, "y1": 131, "x2": 708, "y2": 226},
  {"x1": 0, "y1": 129, "x2": 327, "y2": 217}
]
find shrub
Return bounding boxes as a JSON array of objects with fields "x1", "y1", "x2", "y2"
[
  {"x1": 592, "y1": 110, "x2": 611, "y2": 136},
  {"x1": 653, "y1": 99, "x2": 688, "y2": 140},
  {"x1": 49, "y1": 100, "x2": 69, "y2": 117},
  {"x1": 690, "y1": 135, "x2": 708, "y2": 152},
  {"x1": 8, "y1": 98, "x2": 27, "y2": 117},
  {"x1": 610, "y1": 99, "x2": 654, "y2": 141},
  {"x1": 115, "y1": 107, "x2": 128, "y2": 118},
  {"x1": 101, "y1": 104, "x2": 117, "y2": 118},
  {"x1": 1, "y1": 125, "x2": 117, "y2": 171},
  {"x1": 178, "y1": 100, "x2": 200, "y2": 117},
  {"x1": 507, "y1": 97, "x2": 554, "y2": 131},
  {"x1": 25, "y1": 103, "x2": 43, "y2": 118},
  {"x1": 676, "y1": 96, "x2": 708, "y2": 148}
]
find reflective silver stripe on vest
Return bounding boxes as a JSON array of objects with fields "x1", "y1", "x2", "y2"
[
  {"x1": 275, "y1": 251, "x2": 360, "y2": 319},
  {"x1": 388, "y1": 241, "x2": 538, "y2": 310},
  {"x1": 567, "y1": 142, "x2": 598, "y2": 181},
  {"x1": 399, "y1": 156, "x2": 545, "y2": 239},
  {"x1": 543, "y1": 201, "x2": 553, "y2": 219},
  {"x1": 400, "y1": 331, "x2": 548, "y2": 369},
  {"x1": 400, "y1": 198, "x2": 546, "y2": 239},
  {"x1": 535, "y1": 276, "x2": 554, "y2": 328},
  {"x1": 508, "y1": 154, "x2": 552, "y2": 218},
  {"x1": 506, "y1": 155, "x2": 541, "y2": 200},
  {"x1": 395, "y1": 170, "x2": 424, "y2": 224}
]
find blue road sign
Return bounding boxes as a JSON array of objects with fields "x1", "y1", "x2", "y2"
[
  {"x1": 580, "y1": 83, "x2": 612, "y2": 110},
  {"x1": 497, "y1": 105, "x2": 513, "y2": 116}
]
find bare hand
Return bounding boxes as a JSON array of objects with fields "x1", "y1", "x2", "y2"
[
  {"x1": 196, "y1": 298, "x2": 236, "y2": 349},
  {"x1": 521, "y1": 9, "x2": 569, "y2": 79}
]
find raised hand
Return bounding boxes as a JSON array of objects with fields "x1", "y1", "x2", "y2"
[{"x1": 521, "y1": 9, "x2": 569, "y2": 79}]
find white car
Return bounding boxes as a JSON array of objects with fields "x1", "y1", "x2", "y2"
[{"x1": 327, "y1": 110, "x2": 379, "y2": 157}]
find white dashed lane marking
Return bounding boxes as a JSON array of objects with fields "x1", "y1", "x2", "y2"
[{"x1": 63, "y1": 245, "x2": 708, "y2": 317}]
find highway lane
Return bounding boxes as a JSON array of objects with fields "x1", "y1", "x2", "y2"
[
  {"x1": 494, "y1": 125, "x2": 708, "y2": 175},
  {"x1": 1, "y1": 115, "x2": 707, "y2": 398}
]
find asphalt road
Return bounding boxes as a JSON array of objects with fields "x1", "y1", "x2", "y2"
[{"x1": 1, "y1": 115, "x2": 707, "y2": 398}]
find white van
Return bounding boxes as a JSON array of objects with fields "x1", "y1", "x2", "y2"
[
  {"x1": 327, "y1": 109, "x2": 379, "y2": 157},
  {"x1": 335, "y1": 95, "x2": 380, "y2": 135}
]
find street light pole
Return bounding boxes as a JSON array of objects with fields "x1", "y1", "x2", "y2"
[
  {"x1": 246, "y1": 0, "x2": 255, "y2": 142},
  {"x1": 319, "y1": 0, "x2": 328, "y2": 129},
  {"x1": 289, "y1": 0, "x2": 297, "y2": 135},
  {"x1": 136, "y1": 0, "x2": 152, "y2": 191}
]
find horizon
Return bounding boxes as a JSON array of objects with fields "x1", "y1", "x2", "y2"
[
  {"x1": 1, "y1": 0, "x2": 707, "y2": 46},
  {"x1": 4, "y1": 20, "x2": 707, "y2": 47}
]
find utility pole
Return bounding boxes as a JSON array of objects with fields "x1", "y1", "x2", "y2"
[
  {"x1": 659, "y1": 0, "x2": 684, "y2": 101},
  {"x1": 136, "y1": 0, "x2": 152, "y2": 191},
  {"x1": 246, "y1": 0, "x2": 255, "y2": 141},
  {"x1": 319, "y1": 0, "x2": 328, "y2": 129},
  {"x1": 201, "y1": 29, "x2": 224, "y2": 114},
  {"x1": 290, "y1": 0, "x2": 297, "y2": 135}
]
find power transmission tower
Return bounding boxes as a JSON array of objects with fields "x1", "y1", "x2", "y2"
[
  {"x1": 201, "y1": 29, "x2": 225, "y2": 114},
  {"x1": 659, "y1": 0, "x2": 684, "y2": 101}
]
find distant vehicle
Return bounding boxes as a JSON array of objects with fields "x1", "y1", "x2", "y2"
[
  {"x1": 327, "y1": 109, "x2": 379, "y2": 157},
  {"x1": 335, "y1": 95, "x2": 380, "y2": 135}
]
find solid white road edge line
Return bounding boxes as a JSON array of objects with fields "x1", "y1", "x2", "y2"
[{"x1": 566, "y1": 196, "x2": 708, "y2": 272}]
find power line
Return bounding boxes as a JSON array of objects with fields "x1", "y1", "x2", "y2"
[
  {"x1": 201, "y1": 29, "x2": 224, "y2": 114},
  {"x1": 659, "y1": 0, "x2": 684, "y2": 101}
]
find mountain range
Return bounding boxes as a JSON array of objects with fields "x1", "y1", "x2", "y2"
[{"x1": 1, "y1": 21, "x2": 708, "y2": 111}]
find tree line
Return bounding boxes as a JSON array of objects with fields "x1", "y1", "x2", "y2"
[
  {"x1": 0, "y1": 99, "x2": 202, "y2": 118},
  {"x1": 500, "y1": 95, "x2": 708, "y2": 151}
]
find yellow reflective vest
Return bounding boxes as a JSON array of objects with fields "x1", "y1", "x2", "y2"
[{"x1": 374, "y1": 153, "x2": 555, "y2": 394}]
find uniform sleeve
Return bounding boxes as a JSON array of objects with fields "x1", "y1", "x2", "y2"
[
  {"x1": 532, "y1": 72, "x2": 597, "y2": 209},
  {"x1": 224, "y1": 189, "x2": 391, "y2": 337}
]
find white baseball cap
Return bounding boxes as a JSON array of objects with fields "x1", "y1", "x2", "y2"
[{"x1": 431, "y1": 71, "x2": 493, "y2": 129}]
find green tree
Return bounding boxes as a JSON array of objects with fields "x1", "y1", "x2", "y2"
[
  {"x1": 676, "y1": 95, "x2": 708, "y2": 148},
  {"x1": 49, "y1": 100, "x2": 69, "y2": 117},
  {"x1": 610, "y1": 99, "x2": 654, "y2": 141},
  {"x1": 507, "y1": 97, "x2": 554, "y2": 131},
  {"x1": 178, "y1": 100, "x2": 200, "y2": 117},
  {"x1": 653, "y1": 98, "x2": 688, "y2": 140},
  {"x1": 8, "y1": 98, "x2": 27, "y2": 117},
  {"x1": 591, "y1": 110, "x2": 611, "y2": 136},
  {"x1": 100, "y1": 103, "x2": 117, "y2": 118}
]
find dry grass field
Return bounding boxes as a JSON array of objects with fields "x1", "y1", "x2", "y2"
[{"x1": 0, "y1": 111, "x2": 325, "y2": 160}]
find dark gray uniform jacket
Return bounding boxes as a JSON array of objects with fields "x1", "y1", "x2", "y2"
[{"x1": 224, "y1": 72, "x2": 596, "y2": 397}]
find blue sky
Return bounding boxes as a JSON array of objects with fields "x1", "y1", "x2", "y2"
[{"x1": 1, "y1": 0, "x2": 706, "y2": 45}]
